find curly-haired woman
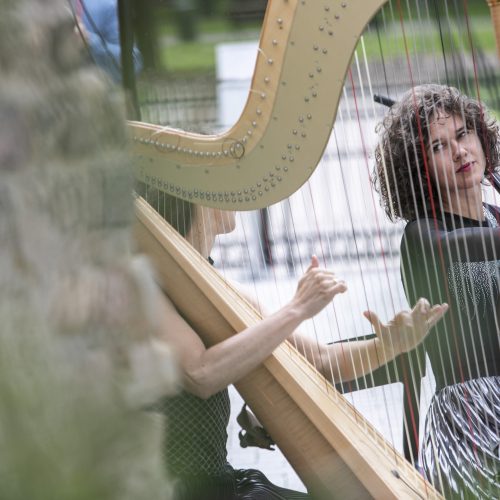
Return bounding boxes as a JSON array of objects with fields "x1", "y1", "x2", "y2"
[{"x1": 372, "y1": 84, "x2": 500, "y2": 499}]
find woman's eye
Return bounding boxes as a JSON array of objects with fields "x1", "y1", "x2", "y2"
[{"x1": 432, "y1": 142, "x2": 443, "y2": 152}]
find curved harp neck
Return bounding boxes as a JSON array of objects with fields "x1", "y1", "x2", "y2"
[{"x1": 130, "y1": 0, "x2": 387, "y2": 210}]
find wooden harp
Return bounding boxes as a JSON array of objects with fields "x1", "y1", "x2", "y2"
[{"x1": 130, "y1": 0, "x2": 498, "y2": 498}]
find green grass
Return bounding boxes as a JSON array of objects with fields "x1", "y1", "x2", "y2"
[
  {"x1": 161, "y1": 41, "x2": 217, "y2": 73},
  {"x1": 159, "y1": 16, "x2": 261, "y2": 73},
  {"x1": 159, "y1": 16, "x2": 261, "y2": 37},
  {"x1": 160, "y1": 15, "x2": 497, "y2": 73},
  {"x1": 361, "y1": 18, "x2": 496, "y2": 59}
]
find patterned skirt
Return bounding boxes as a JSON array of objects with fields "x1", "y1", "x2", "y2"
[
  {"x1": 421, "y1": 376, "x2": 500, "y2": 499},
  {"x1": 172, "y1": 466, "x2": 309, "y2": 500}
]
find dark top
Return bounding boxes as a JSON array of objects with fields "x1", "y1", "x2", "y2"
[
  {"x1": 400, "y1": 204, "x2": 500, "y2": 390},
  {"x1": 158, "y1": 388, "x2": 231, "y2": 477}
]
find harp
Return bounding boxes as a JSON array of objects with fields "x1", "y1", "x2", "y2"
[{"x1": 128, "y1": 1, "x2": 499, "y2": 498}]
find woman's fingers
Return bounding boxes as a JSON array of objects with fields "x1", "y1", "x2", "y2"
[
  {"x1": 306, "y1": 254, "x2": 320, "y2": 272},
  {"x1": 294, "y1": 262, "x2": 347, "y2": 318},
  {"x1": 313, "y1": 272, "x2": 346, "y2": 298},
  {"x1": 325, "y1": 281, "x2": 347, "y2": 297},
  {"x1": 426, "y1": 303, "x2": 449, "y2": 328},
  {"x1": 411, "y1": 299, "x2": 448, "y2": 328},
  {"x1": 363, "y1": 310, "x2": 383, "y2": 332},
  {"x1": 394, "y1": 311, "x2": 414, "y2": 328},
  {"x1": 417, "y1": 297, "x2": 431, "y2": 314}
]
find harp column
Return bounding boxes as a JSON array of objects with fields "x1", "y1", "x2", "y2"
[{"x1": 487, "y1": 0, "x2": 500, "y2": 59}]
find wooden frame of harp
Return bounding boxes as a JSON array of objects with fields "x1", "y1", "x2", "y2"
[{"x1": 126, "y1": 0, "x2": 500, "y2": 498}]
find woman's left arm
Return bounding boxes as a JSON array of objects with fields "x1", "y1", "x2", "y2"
[{"x1": 291, "y1": 298, "x2": 448, "y2": 382}]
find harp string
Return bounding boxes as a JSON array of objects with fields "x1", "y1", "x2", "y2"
[
  {"x1": 385, "y1": 0, "x2": 499, "y2": 489},
  {"x1": 357, "y1": 1, "x2": 498, "y2": 479},
  {"x1": 393, "y1": 3, "x2": 461, "y2": 480},
  {"x1": 357, "y1": 33, "x2": 428, "y2": 458},
  {"x1": 400, "y1": 0, "x2": 450, "y2": 432},
  {"x1": 353, "y1": 42, "x2": 421, "y2": 454},
  {"x1": 365, "y1": 3, "x2": 430, "y2": 454},
  {"x1": 392, "y1": 0, "x2": 441, "y2": 456},
  {"x1": 250, "y1": 24, "x2": 407, "y2": 456},
  {"x1": 330, "y1": 120, "x2": 379, "y2": 394},
  {"x1": 222, "y1": 55, "x2": 406, "y2": 460},
  {"x1": 400, "y1": 0, "x2": 462, "y2": 394},
  {"x1": 146, "y1": 173, "x2": 416, "y2": 461},
  {"x1": 293, "y1": 132, "x2": 359, "y2": 394},
  {"x1": 376, "y1": 3, "x2": 435, "y2": 488},
  {"x1": 319, "y1": 91, "x2": 387, "y2": 435},
  {"x1": 439, "y1": 3, "x2": 495, "y2": 387},
  {"x1": 326, "y1": 0, "x2": 486, "y2": 468},
  {"x1": 137, "y1": 0, "x2": 497, "y2": 493}
]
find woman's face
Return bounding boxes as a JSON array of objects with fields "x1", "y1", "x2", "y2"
[
  {"x1": 213, "y1": 208, "x2": 236, "y2": 235},
  {"x1": 196, "y1": 206, "x2": 236, "y2": 236},
  {"x1": 425, "y1": 111, "x2": 486, "y2": 195}
]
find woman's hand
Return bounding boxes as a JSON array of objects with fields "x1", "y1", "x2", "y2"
[
  {"x1": 363, "y1": 298, "x2": 448, "y2": 357},
  {"x1": 291, "y1": 255, "x2": 347, "y2": 320}
]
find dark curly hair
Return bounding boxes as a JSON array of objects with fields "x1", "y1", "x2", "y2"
[{"x1": 372, "y1": 84, "x2": 500, "y2": 222}]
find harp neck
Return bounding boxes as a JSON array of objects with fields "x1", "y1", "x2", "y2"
[{"x1": 487, "y1": 0, "x2": 500, "y2": 59}]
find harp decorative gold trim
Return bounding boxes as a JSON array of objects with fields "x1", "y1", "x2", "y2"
[
  {"x1": 129, "y1": 0, "x2": 387, "y2": 210},
  {"x1": 134, "y1": 197, "x2": 443, "y2": 499}
]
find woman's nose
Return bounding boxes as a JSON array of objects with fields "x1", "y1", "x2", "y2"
[{"x1": 451, "y1": 140, "x2": 466, "y2": 161}]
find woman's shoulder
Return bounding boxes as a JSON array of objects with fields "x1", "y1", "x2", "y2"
[{"x1": 403, "y1": 216, "x2": 445, "y2": 238}]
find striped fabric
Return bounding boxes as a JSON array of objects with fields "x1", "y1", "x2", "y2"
[{"x1": 421, "y1": 376, "x2": 500, "y2": 499}]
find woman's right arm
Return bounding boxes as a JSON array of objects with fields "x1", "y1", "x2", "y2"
[{"x1": 153, "y1": 256, "x2": 346, "y2": 399}]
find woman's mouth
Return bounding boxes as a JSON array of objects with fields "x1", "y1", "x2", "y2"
[{"x1": 456, "y1": 162, "x2": 473, "y2": 173}]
